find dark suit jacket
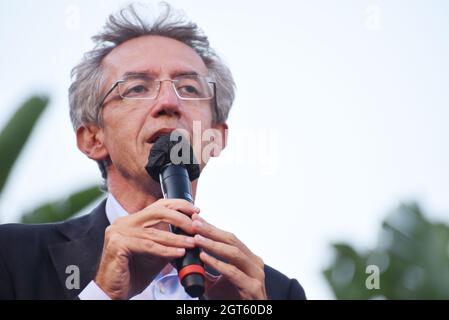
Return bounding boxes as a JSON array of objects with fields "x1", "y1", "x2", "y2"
[{"x1": 0, "y1": 199, "x2": 306, "y2": 300}]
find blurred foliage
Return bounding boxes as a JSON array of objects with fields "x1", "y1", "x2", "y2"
[
  {"x1": 324, "y1": 202, "x2": 449, "y2": 299},
  {"x1": 0, "y1": 96, "x2": 47, "y2": 194},
  {"x1": 0, "y1": 96, "x2": 102, "y2": 224},
  {"x1": 21, "y1": 186, "x2": 102, "y2": 223}
]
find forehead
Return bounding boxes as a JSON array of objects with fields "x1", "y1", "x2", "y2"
[{"x1": 101, "y1": 35, "x2": 208, "y2": 81}]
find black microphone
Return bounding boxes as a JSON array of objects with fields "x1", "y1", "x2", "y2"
[{"x1": 145, "y1": 132, "x2": 204, "y2": 298}]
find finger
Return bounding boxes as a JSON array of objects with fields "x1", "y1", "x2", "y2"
[
  {"x1": 199, "y1": 251, "x2": 265, "y2": 298},
  {"x1": 192, "y1": 214, "x2": 256, "y2": 261},
  {"x1": 108, "y1": 232, "x2": 186, "y2": 260},
  {"x1": 157, "y1": 198, "x2": 200, "y2": 216},
  {"x1": 199, "y1": 251, "x2": 248, "y2": 289},
  {"x1": 128, "y1": 207, "x2": 196, "y2": 234},
  {"x1": 194, "y1": 234, "x2": 263, "y2": 279},
  {"x1": 116, "y1": 226, "x2": 195, "y2": 249},
  {"x1": 200, "y1": 252, "x2": 266, "y2": 300}
]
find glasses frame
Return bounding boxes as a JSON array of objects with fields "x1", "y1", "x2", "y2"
[{"x1": 97, "y1": 76, "x2": 217, "y2": 109}]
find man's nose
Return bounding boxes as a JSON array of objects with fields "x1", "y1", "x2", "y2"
[{"x1": 150, "y1": 80, "x2": 182, "y2": 118}]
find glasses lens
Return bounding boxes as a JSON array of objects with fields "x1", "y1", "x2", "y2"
[
  {"x1": 118, "y1": 78, "x2": 159, "y2": 99},
  {"x1": 116, "y1": 76, "x2": 214, "y2": 100},
  {"x1": 174, "y1": 75, "x2": 214, "y2": 99}
]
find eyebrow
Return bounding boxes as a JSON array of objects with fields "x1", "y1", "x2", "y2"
[
  {"x1": 121, "y1": 71, "x2": 153, "y2": 80},
  {"x1": 120, "y1": 70, "x2": 200, "y2": 80},
  {"x1": 174, "y1": 71, "x2": 200, "y2": 77}
]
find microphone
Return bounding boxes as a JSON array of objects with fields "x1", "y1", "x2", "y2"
[{"x1": 145, "y1": 132, "x2": 204, "y2": 298}]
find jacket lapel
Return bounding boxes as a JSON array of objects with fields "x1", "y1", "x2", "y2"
[{"x1": 48, "y1": 199, "x2": 109, "y2": 299}]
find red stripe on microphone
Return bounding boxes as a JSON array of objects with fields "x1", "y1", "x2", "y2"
[{"x1": 178, "y1": 265, "x2": 205, "y2": 282}]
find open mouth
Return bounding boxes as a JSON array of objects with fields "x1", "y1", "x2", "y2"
[{"x1": 147, "y1": 128, "x2": 177, "y2": 144}]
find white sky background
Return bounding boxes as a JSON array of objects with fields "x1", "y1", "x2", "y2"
[{"x1": 0, "y1": 0, "x2": 448, "y2": 299}]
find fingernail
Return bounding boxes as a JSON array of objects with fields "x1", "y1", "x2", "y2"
[
  {"x1": 193, "y1": 206, "x2": 200, "y2": 213},
  {"x1": 177, "y1": 248, "x2": 185, "y2": 253},
  {"x1": 192, "y1": 220, "x2": 203, "y2": 228},
  {"x1": 186, "y1": 237, "x2": 194, "y2": 244}
]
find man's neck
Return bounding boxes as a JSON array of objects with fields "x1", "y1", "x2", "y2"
[{"x1": 107, "y1": 168, "x2": 198, "y2": 214}]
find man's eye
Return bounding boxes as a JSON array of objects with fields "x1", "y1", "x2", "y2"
[
  {"x1": 121, "y1": 84, "x2": 150, "y2": 98},
  {"x1": 179, "y1": 85, "x2": 200, "y2": 96},
  {"x1": 129, "y1": 85, "x2": 147, "y2": 94}
]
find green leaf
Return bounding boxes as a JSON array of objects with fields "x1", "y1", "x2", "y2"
[
  {"x1": 20, "y1": 185, "x2": 103, "y2": 224},
  {"x1": 0, "y1": 96, "x2": 49, "y2": 195},
  {"x1": 324, "y1": 202, "x2": 449, "y2": 299},
  {"x1": 323, "y1": 243, "x2": 373, "y2": 299}
]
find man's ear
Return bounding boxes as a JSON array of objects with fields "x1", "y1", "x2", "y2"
[
  {"x1": 210, "y1": 122, "x2": 228, "y2": 157},
  {"x1": 76, "y1": 124, "x2": 109, "y2": 161}
]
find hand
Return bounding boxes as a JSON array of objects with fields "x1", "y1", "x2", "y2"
[
  {"x1": 191, "y1": 214, "x2": 267, "y2": 300},
  {"x1": 94, "y1": 199, "x2": 198, "y2": 299}
]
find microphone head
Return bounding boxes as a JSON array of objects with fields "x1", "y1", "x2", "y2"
[{"x1": 145, "y1": 132, "x2": 201, "y2": 182}]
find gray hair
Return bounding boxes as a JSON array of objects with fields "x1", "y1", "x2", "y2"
[{"x1": 68, "y1": 2, "x2": 235, "y2": 187}]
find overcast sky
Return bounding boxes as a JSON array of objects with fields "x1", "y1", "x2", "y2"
[{"x1": 1, "y1": 0, "x2": 448, "y2": 299}]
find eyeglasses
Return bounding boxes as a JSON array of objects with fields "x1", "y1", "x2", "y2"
[{"x1": 97, "y1": 74, "x2": 216, "y2": 108}]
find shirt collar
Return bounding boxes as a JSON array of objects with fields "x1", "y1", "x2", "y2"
[{"x1": 105, "y1": 193, "x2": 129, "y2": 225}]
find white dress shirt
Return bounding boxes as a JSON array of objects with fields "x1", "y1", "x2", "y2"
[{"x1": 78, "y1": 194, "x2": 197, "y2": 300}]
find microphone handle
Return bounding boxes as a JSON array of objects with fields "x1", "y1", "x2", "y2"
[{"x1": 160, "y1": 164, "x2": 205, "y2": 298}]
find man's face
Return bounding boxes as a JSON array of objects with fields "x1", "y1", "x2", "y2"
[{"x1": 94, "y1": 35, "x2": 220, "y2": 189}]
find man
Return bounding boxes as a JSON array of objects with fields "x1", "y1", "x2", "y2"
[{"x1": 0, "y1": 3, "x2": 306, "y2": 300}]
